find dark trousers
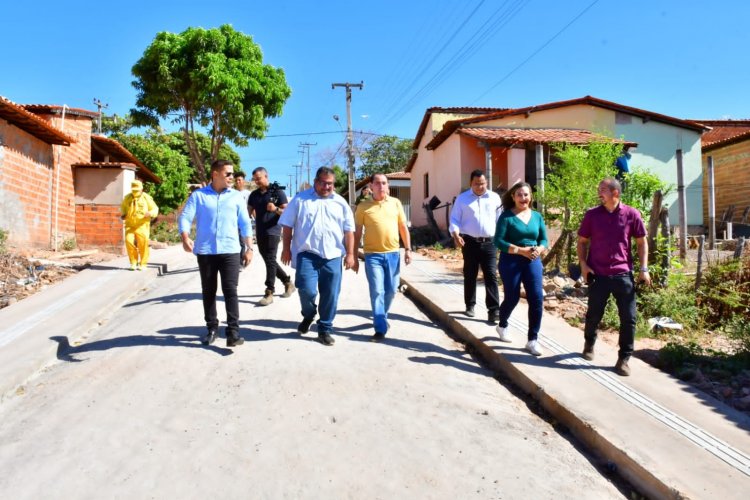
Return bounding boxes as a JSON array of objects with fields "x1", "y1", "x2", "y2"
[
  {"x1": 461, "y1": 237, "x2": 499, "y2": 313},
  {"x1": 257, "y1": 233, "x2": 290, "y2": 292},
  {"x1": 197, "y1": 253, "x2": 241, "y2": 338},
  {"x1": 498, "y1": 253, "x2": 544, "y2": 341},
  {"x1": 584, "y1": 273, "x2": 636, "y2": 360}
]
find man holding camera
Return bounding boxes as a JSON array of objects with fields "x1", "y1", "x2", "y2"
[{"x1": 249, "y1": 167, "x2": 295, "y2": 305}]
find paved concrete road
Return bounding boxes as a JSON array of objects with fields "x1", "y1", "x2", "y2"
[{"x1": 0, "y1": 253, "x2": 623, "y2": 499}]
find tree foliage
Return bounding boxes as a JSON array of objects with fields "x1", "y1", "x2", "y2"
[
  {"x1": 115, "y1": 132, "x2": 193, "y2": 215},
  {"x1": 541, "y1": 140, "x2": 621, "y2": 232},
  {"x1": 131, "y1": 24, "x2": 291, "y2": 183},
  {"x1": 359, "y1": 135, "x2": 413, "y2": 179}
]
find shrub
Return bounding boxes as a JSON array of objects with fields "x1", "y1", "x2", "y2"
[
  {"x1": 61, "y1": 238, "x2": 77, "y2": 251},
  {"x1": 0, "y1": 228, "x2": 7, "y2": 254}
]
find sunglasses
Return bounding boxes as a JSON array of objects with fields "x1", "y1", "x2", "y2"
[{"x1": 223, "y1": 172, "x2": 235, "y2": 178}]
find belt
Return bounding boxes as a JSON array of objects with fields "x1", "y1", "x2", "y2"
[{"x1": 461, "y1": 234, "x2": 493, "y2": 243}]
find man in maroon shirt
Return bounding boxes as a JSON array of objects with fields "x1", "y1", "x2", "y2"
[{"x1": 577, "y1": 178, "x2": 651, "y2": 376}]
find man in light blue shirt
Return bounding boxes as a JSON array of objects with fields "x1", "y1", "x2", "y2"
[
  {"x1": 179, "y1": 160, "x2": 253, "y2": 347},
  {"x1": 449, "y1": 169, "x2": 503, "y2": 322},
  {"x1": 279, "y1": 167, "x2": 356, "y2": 346}
]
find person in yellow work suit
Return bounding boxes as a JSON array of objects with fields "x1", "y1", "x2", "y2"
[{"x1": 121, "y1": 180, "x2": 158, "y2": 270}]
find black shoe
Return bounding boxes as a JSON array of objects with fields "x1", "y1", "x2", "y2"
[
  {"x1": 488, "y1": 310, "x2": 500, "y2": 324},
  {"x1": 465, "y1": 306, "x2": 475, "y2": 318},
  {"x1": 201, "y1": 329, "x2": 217, "y2": 345},
  {"x1": 318, "y1": 332, "x2": 335, "y2": 346},
  {"x1": 298, "y1": 316, "x2": 314, "y2": 334},
  {"x1": 370, "y1": 332, "x2": 386, "y2": 343},
  {"x1": 582, "y1": 341, "x2": 595, "y2": 361},
  {"x1": 227, "y1": 336, "x2": 245, "y2": 347}
]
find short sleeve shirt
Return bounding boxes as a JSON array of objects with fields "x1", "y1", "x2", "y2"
[
  {"x1": 248, "y1": 188, "x2": 288, "y2": 237},
  {"x1": 355, "y1": 196, "x2": 406, "y2": 253},
  {"x1": 578, "y1": 203, "x2": 647, "y2": 276}
]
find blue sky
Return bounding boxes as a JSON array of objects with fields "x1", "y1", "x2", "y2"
[{"x1": 2, "y1": 0, "x2": 748, "y2": 189}]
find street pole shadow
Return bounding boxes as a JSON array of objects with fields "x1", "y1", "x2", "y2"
[
  {"x1": 51, "y1": 327, "x2": 233, "y2": 362},
  {"x1": 124, "y1": 292, "x2": 203, "y2": 308}
]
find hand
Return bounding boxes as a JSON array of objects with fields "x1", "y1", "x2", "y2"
[
  {"x1": 638, "y1": 270, "x2": 652, "y2": 287},
  {"x1": 453, "y1": 234, "x2": 465, "y2": 248},
  {"x1": 241, "y1": 249, "x2": 253, "y2": 268},
  {"x1": 181, "y1": 237, "x2": 194, "y2": 253},
  {"x1": 351, "y1": 258, "x2": 360, "y2": 274},
  {"x1": 404, "y1": 250, "x2": 412, "y2": 265},
  {"x1": 344, "y1": 253, "x2": 356, "y2": 271},
  {"x1": 281, "y1": 248, "x2": 291, "y2": 266},
  {"x1": 266, "y1": 202, "x2": 277, "y2": 213}
]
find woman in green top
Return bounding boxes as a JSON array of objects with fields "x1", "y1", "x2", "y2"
[{"x1": 493, "y1": 182, "x2": 548, "y2": 356}]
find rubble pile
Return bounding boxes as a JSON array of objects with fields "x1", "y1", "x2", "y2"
[{"x1": 0, "y1": 252, "x2": 78, "y2": 309}]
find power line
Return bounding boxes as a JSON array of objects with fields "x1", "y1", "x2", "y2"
[{"x1": 472, "y1": 0, "x2": 602, "y2": 103}]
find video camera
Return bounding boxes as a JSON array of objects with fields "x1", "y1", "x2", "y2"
[{"x1": 268, "y1": 181, "x2": 286, "y2": 205}]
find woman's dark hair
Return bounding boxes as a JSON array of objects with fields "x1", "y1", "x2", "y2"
[{"x1": 501, "y1": 181, "x2": 533, "y2": 210}]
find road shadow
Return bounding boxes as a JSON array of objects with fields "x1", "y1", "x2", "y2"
[
  {"x1": 51, "y1": 328, "x2": 233, "y2": 362},
  {"x1": 125, "y1": 292, "x2": 203, "y2": 308},
  {"x1": 161, "y1": 266, "x2": 199, "y2": 276}
]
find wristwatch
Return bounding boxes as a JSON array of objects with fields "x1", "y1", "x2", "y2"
[{"x1": 639, "y1": 266, "x2": 649, "y2": 272}]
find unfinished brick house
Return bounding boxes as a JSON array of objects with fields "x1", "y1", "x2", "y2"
[{"x1": 0, "y1": 96, "x2": 159, "y2": 253}]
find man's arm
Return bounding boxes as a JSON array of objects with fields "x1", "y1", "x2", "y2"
[
  {"x1": 635, "y1": 236, "x2": 651, "y2": 285},
  {"x1": 398, "y1": 219, "x2": 412, "y2": 265},
  {"x1": 448, "y1": 200, "x2": 464, "y2": 247},
  {"x1": 343, "y1": 231, "x2": 356, "y2": 270},
  {"x1": 576, "y1": 235, "x2": 592, "y2": 280},
  {"x1": 352, "y1": 224, "x2": 364, "y2": 273},
  {"x1": 281, "y1": 226, "x2": 293, "y2": 266}
]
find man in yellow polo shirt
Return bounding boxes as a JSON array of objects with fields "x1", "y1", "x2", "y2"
[{"x1": 353, "y1": 173, "x2": 412, "y2": 342}]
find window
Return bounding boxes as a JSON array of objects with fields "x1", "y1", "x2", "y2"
[{"x1": 423, "y1": 173, "x2": 429, "y2": 198}]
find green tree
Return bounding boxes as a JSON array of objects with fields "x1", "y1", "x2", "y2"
[
  {"x1": 359, "y1": 135, "x2": 413, "y2": 178},
  {"x1": 116, "y1": 132, "x2": 193, "y2": 214},
  {"x1": 331, "y1": 165, "x2": 349, "y2": 194},
  {"x1": 165, "y1": 132, "x2": 241, "y2": 178},
  {"x1": 540, "y1": 140, "x2": 621, "y2": 267},
  {"x1": 131, "y1": 24, "x2": 291, "y2": 183}
]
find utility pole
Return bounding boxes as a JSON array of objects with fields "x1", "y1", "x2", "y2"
[
  {"x1": 332, "y1": 81, "x2": 364, "y2": 207},
  {"x1": 92, "y1": 98, "x2": 109, "y2": 135},
  {"x1": 299, "y1": 142, "x2": 316, "y2": 186},
  {"x1": 287, "y1": 174, "x2": 294, "y2": 196}
]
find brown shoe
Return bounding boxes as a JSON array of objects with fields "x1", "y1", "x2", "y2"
[
  {"x1": 282, "y1": 281, "x2": 296, "y2": 298},
  {"x1": 614, "y1": 358, "x2": 631, "y2": 376},
  {"x1": 582, "y1": 342, "x2": 595, "y2": 361},
  {"x1": 259, "y1": 290, "x2": 274, "y2": 306}
]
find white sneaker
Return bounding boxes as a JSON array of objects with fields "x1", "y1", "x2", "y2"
[
  {"x1": 525, "y1": 340, "x2": 543, "y2": 356},
  {"x1": 495, "y1": 325, "x2": 512, "y2": 342}
]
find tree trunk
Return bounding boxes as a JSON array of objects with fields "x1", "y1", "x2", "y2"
[{"x1": 648, "y1": 190, "x2": 663, "y2": 264}]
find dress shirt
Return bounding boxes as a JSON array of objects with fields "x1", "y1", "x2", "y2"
[
  {"x1": 178, "y1": 185, "x2": 252, "y2": 255},
  {"x1": 449, "y1": 189, "x2": 502, "y2": 238},
  {"x1": 278, "y1": 187, "x2": 355, "y2": 266}
]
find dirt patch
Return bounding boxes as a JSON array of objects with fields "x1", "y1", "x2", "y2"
[{"x1": 0, "y1": 247, "x2": 122, "y2": 309}]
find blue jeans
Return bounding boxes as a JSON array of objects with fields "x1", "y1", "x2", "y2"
[
  {"x1": 584, "y1": 272, "x2": 636, "y2": 360},
  {"x1": 295, "y1": 252, "x2": 343, "y2": 334},
  {"x1": 498, "y1": 253, "x2": 544, "y2": 341},
  {"x1": 364, "y1": 251, "x2": 401, "y2": 334}
]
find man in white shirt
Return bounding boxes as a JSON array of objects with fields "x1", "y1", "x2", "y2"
[
  {"x1": 449, "y1": 169, "x2": 503, "y2": 322},
  {"x1": 279, "y1": 167, "x2": 356, "y2": 346}
]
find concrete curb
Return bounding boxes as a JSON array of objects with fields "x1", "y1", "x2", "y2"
[{"x1": 401, "y1": 277, "x2": 684, "y2": 500}]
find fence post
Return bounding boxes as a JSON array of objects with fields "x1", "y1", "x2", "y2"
[
  {"x1": 734, "y1": 236, "x2": 745, "y2": 259},
  {"x1": 695, "y1": 235, "x2": 705, "y2": 291}
]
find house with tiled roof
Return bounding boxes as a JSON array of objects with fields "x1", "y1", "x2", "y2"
[
  {"x1": 0, "y1": 96, "x2": 159, "y2": 252},
  {"x1": 692, "y1": 119, "x2": 750, "y2": 233},
  {"x1": 408, "y1": 96, "x2": 707, "y2": 230},
  {"x1": 345, "y1": 171, "x2": 412, "y2": 223}
]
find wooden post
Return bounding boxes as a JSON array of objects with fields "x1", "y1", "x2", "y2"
[
  {"x1": 535, "y1": 144, "x2": 544, "y2": 214},
  {"x1": 676, "y1": 149, "x2": 687, "y2": 261},
  {"x1": 734, "y1": 236, "x2": 745, "y2": 259},
  {"x1": 660, "y1": 206, "x2": 671, "y2": 278},
  {"x1": 647, "y1": 190, "x2": 663, "y2": 264},
  {"x1": 707, "y1": 156, "x2": 716, "y2": 249},
  {"x1": 695, "y1": 235, "x2": 705, "y2": 291}
]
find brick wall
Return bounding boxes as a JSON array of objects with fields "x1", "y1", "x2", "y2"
[
  {"x1": 703, "y1": 139, "x2": 750, "y2": 224},
  {"x1": 0, "y1": 120, "x2": 55, "y2": 248},
  {"x1": 75, "y1": 204, "x2": 125, "y2": 253}
]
